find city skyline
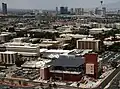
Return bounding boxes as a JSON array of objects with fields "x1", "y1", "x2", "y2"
[{"x1": 0, "y1": 0, "x2": 120, "y2": 10}]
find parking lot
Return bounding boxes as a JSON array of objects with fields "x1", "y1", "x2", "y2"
[
  {"x1": 12, "y1": 69, "x2": 40, "y2": 80},
  {"x1": 101, "y1": 51, "x2": 120, "y2": 64}
]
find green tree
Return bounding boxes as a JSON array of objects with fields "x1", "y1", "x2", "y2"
[
  {"x1": 40, "y1": 83, "x2": 44, "y2": 89},
  {"x1": 53, "y1": 83, "x2": 57, "y2": 89},
  {"x1": 19, "y1": 81, "x2": 21, "y2": 85},
  {"x1": 77, "y1": 83, "x2": 80, "y2": 89},
  {"x1": 8, "y1": 27, "x2": 15, "y2": 32},
  {"x1": 15, "y1": 54, "x2": 25, "y2": 67},
  {"x1": 48, "y1": 84, "x2": 52, "y2": 89}
]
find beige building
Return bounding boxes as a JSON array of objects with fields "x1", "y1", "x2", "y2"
[
  {"x1": 4, "y1": 42, "x2": 40, "y2": 56},
  {"x1": 0, "y1": 51, "x2": 18, "y2": 64},
  {"x1": 0, "y1": 34, "x2": 10, "y2": 43},
  {"x1": 75, "y1": 8, "x2": 84, "y2": 15},
  {"x1": 77, "y1": 38, "x2": 101, "y2": 51}
]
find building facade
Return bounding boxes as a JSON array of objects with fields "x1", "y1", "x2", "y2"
[
  {"x1": 5, "y1": 42, "x2": 40, "y2": 56},
  {"x1": 75, "y1": 8, "x2": 84, "y2": 15},
  {"x1": 77, "y1": 38, "x2": 101, "y2": 51},
  {"x1": 40, "y1": 67, "x2": 50, "y2": 80},
  {"x1": 85, "y1": 53, "x2": 98, "y2": 79},
  {"x1": 70, "y1": 8, "x2": 74, "y2": 14},
  {"x1": 40, "y1": 55, "x2": 84, "y2": 81},
  {"x1": 56, "y1": 7, "x2": 59, "y2": 14},
  {"x1": 0, "y1": 45, "x2": 6, "y2": 52},
  {"x1": 0, "y1": 51, "x2": 18, "y2": 64},
  {"x1": 0, "y1": 34, "x2": 11, "y2": 43},
  {"x1": 60, "y1": 7, "x2": 68, "y2": 14},
  {"x1": 2, "y1": 3, "x2": 7, "y2": 15}
]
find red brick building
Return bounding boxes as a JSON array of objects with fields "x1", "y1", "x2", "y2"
[
  {"x1": 40, "y1": 55, "x2": 84, "y2": 81},
  {"x1": 40, "y1": 53, "x2": 99, "y2": 81},
  {"x1": 85, "y1": 53, "x2": 98, "y2": 79}
]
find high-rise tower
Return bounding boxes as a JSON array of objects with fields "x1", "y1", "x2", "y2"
[
  {"x1": 56, "y1": 7, "x2": 59, "y2": 14},
  {"x1": 60, "y1": 6, "x2": 68, "y2": 14},
  {"x1": 2, "y1": 3, "x2": 7, "y2": 14}
]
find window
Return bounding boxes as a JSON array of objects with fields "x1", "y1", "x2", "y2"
[{"x1": 86, "y1": 63, "x2": 94, "y2": 74}]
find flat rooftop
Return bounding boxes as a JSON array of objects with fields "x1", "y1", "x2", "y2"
[
  {"x1": 60, "y1": 34, "x2": 89, "y2": 38},
  {"x1": 44, "y1": 49, "x2": 71, "y2": 53},
  {"x1": 39, "y1": 43, "x2": 53, "y2": 47},
  {"x1": 12, "y1": 37, "x2": 29, "y2": 41},
  {"x1": 52, "y1": 55, "x2": 84, "y2": 67},
  {"x1": 42, "y1": 41, "x2": 60, "y2": 44},
  {"x1": 89, "y1": 28, "x2": 112, "y2": 31},
  {"x1": 40, "y1": 49, "x2": 48, "y2": 53},
  {"x1": 0, "y1": 51, "x2": 17, "y2": 54},
  {"x1": 17, "y1": 52, "x2": 38, "y2": 56},
  {"x1": 68, "y1": 49, "x2": 92, "y2": 56},
  {"x1": 4, "y1": 42, "x2": 40, "y2": 48},
  {"x1": 77, "y1": 38, "x2": 100, "y2": 41},
  {"x1": 0, "y1": 33, "x2": 10, "y2": 36},
  {"x1": 29, "y1": 29, "x2": 42, "y2": 32},
  {"x1": 21, "y1": 59, "x2": 51, "y2": 68}
]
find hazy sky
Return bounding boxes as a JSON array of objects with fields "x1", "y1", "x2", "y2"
[{"x1": 0, "y1": 0, "x2": 120, "y2": 9}]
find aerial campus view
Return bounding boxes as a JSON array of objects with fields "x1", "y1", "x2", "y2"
[{"x1": 0, "y1": 0, "x2": 120, "y2": 89}]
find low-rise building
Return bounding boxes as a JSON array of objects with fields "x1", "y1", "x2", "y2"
[
  {"x1": 12, "y1": 37, "x2": 30, "y2": 43},
  {"x1": 0, "y1": 33, "x2": 11, "y2": 43},
  {"x1": 41, "y1": 40, "x2": 62, "y2": 49},
  {"x1": 0, "y1": 51, "x2": 18, "y2": 64},
  {"x1": 0, "y1": 44, "x2": 6, "y2": 52},
  {"x1": 4, "y1": 42, "x2": 40, "y2": 57},
  {"x1": 89, "y1": 28, "x2": 112, "y2": 34},
  {"x1": 41, "y1": 49, "x2": 71, "y2": 59},
  {"x1": 40, "y1": 55, "x2": 84, "y2": 81},
  {"x1": 77, "y1": 38, "x2": 101, "y2": 51},
  {"x1": 21, "y1": 59, "x2": 51, "y2": 69},
  {"x1": 0, "y1": 32, "x2": 16, "y2": 43},
  {"x1": 40, "y1": 53, "x2": 101, "y2": 81},
  {"x1": 60, "y1": 34, "x2": 90, "y2": 39},
  {"x1": 39, "y1": 43, "x2": 53, "y2": 49}
]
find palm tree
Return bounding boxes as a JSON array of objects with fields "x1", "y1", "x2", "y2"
[
  {"x1": 110, "y1": 29, "x2": 116, "y2": 40},
  {"x1": 53, "y1": 83, "x2": 57, "y2": 89},
  {"x1": 19, "y1": 54, "x2": 23, "y2": 60},
  {"x1": 18, "y1": 80, "x2": 21, "y2": 85},
  {"x1": 40, "y1": 83, "x2": 44, "y2": 89},
  {"x1": 48, "y1": 84, "x2": 52, "y2": 89},
  {"x1": 77, "y1": 83, "x2": 80, "y2": 89}
]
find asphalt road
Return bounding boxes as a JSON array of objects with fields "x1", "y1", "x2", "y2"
[
  {"x1": 94, "y1": 65, "x2": 120, "y2": 89},
  {"x1": 108, "y1": 71, "x2": 120, "y2": 89}
]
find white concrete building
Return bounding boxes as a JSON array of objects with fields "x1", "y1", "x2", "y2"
[
  {"x1": 89, "y1": 28, "x2": 112, "y2": 34},
  {"x1": 4, "y1": 42, "x2": 40, "y2": 56}
]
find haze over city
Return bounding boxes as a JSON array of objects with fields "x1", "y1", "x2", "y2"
[
  {"x1": 1, "y1": 0, "x2": 120, "y2": 89},
  {"x1": 0, "y1": 0, "x2": 120, "y2": 9}
]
